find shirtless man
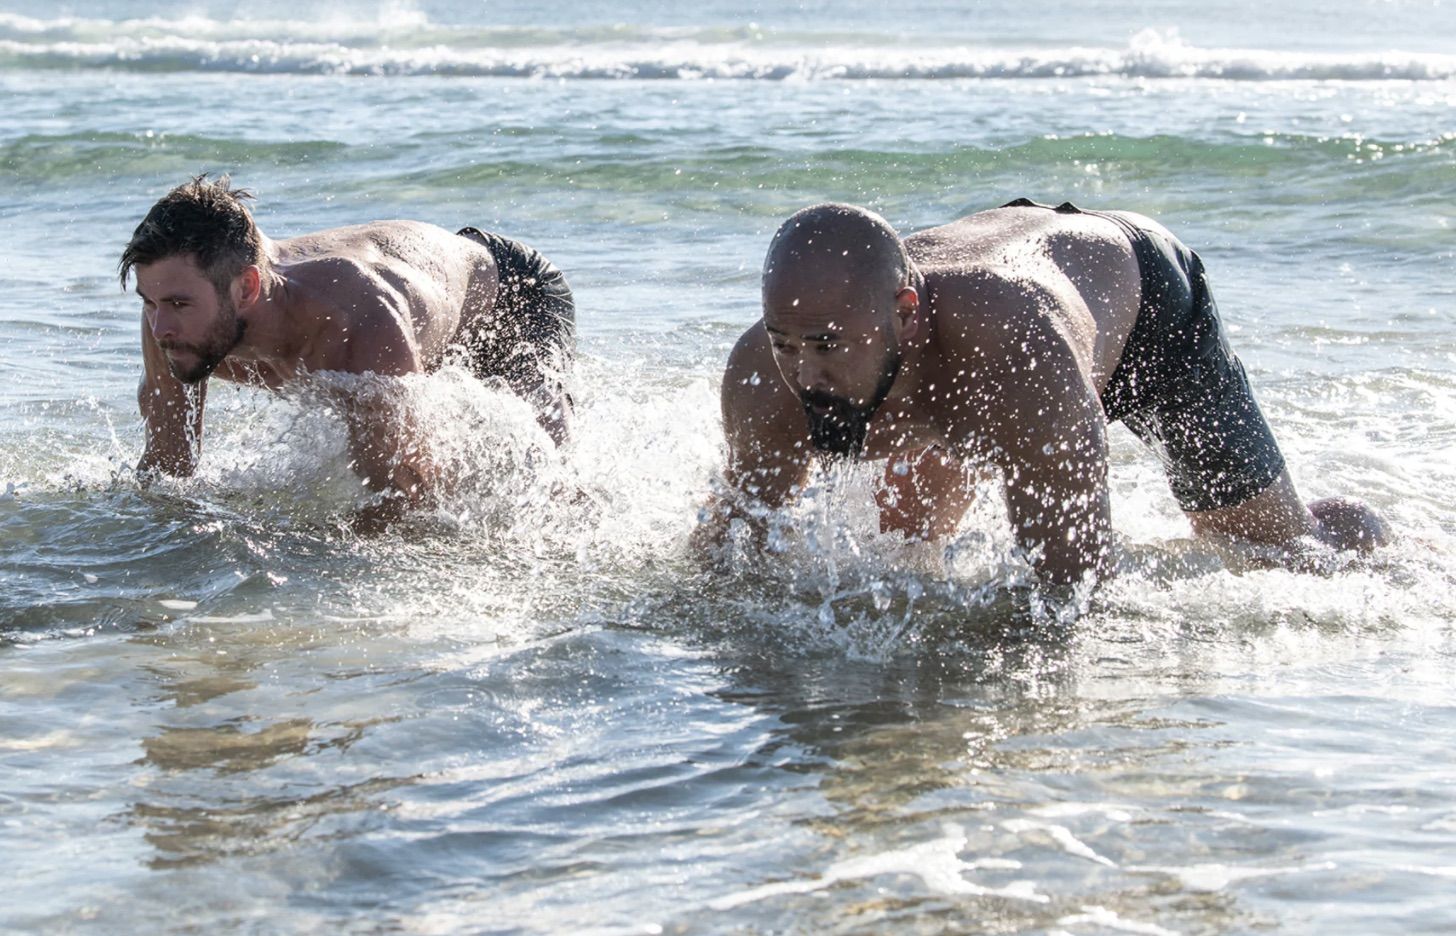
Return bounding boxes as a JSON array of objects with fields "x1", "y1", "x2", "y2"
[
  {"x1": 122, "y1": 175, "x2": 574, "y2": 526},
  {"x1": 699, "y1": 199, "x2": 1386, "y2": 584}
]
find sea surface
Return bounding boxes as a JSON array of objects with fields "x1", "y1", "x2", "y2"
[{"x1": 2, "y1": 1, "x2": 1455, "y2": 933}]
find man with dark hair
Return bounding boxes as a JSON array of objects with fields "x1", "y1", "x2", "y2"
[
  {"x1": 122, "y1": 175, "x2": 574, "y2": 526},
  {"x1": 698, "y1": 200, "x2": 1386, "y2": 584}
]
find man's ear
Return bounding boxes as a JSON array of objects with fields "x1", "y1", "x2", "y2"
[
  {"x1": 232, "y1": 265, "x2": 263, "y2": 309},
  {"x1": 892, "y1": 286, "x2": 920, "y2": 342}
]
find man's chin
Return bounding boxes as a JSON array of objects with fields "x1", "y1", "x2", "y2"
[
  {"x1": 167, "y1": 355, "x2": 216, "y2": 385},
  {"x1": 807, "y1": 416, "x2": 871, "y2": 460}
]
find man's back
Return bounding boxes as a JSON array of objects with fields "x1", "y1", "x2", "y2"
[
  {"x1": 906, "y1": 203, "x2": 1145, "y2": 397},
  {"x1": 214, "y1": 220, "x2": 498, "y2": 382}
]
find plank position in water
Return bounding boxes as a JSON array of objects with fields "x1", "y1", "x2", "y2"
[
  {"x1": 121, "y1": 175, "x2": 575, "y2": 528},
  {"x1": 696, "y1": 200, "x2": 1388, "y2": 584}
]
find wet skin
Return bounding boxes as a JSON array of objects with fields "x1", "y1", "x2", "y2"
[
  {"x1": 702, "y1": 204, "x2": 1386, "y2": 584},
  {"x1": 135, "y1": 221, "x2": 564, "y2": 527}
]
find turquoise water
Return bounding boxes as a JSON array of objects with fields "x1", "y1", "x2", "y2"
[{"x1": 2, "y1": 2, "x2": 1455, "y2": 933}]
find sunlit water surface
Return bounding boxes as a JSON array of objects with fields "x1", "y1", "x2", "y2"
[{"x1": 2, "y1": 1, "x2": 1455, "y2": 933}]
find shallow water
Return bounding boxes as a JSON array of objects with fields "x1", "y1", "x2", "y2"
[{"x1": 3, "y1": 2, "x2": 1456, "y2": 933}]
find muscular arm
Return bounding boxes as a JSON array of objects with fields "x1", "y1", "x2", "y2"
[
  {"x1": 344, "y1": 391, "x2": 437, "y2": 531},
  {"x1": 137, "y1": 319, "x2": 205, "y2": 480},
  {"x1": 945, "y1": 276, "x2": 1113, "y2": 584},
  {"x1": 693, "y1": 324, "x2": 813, "y2": 552},
  {"x1": 339, "y1": 300, "x2": 439, "y2": 531}
]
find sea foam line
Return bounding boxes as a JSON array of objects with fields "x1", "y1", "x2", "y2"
[{"x1": 1, "y1": 15, "x2": 1453, "y2": 81}]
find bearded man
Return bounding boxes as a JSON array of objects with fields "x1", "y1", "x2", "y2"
[
  {"x1": 698, "y1": 200, "x2": 1386, "y2": 584},
  {"x1": 122, "y1": 175, "x2": 574, "y2": 527}
]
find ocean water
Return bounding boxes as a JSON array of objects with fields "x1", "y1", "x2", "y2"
[{"x1": 2, "y1": 1, "x2": 1455, "y2": 932}]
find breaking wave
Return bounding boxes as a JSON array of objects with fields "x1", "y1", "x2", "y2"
[{"x1": 2, "y1": 14, "x2": 1454, "y2": 80}]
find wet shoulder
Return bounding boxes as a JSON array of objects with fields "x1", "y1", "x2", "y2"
[
  {"x1": 277, "y1": 220, "x2": 462, "y2": 268},
  {"x1": 925, "y1": 263, "x2": 1077, "y2": 367},
  {"x1": 906, "y1": 203, "x2": 1126, "y2": 273},
  {"x1": 283, "y1": 222, "x2": 474, "y2": 307},
  {"x1": 907, "y1": 206, "x2": 1048, "y2": 267},
  {"x1": 724, "y1": 319, "x2": 784, "y2": 400},
  {"x1": 721, "y1": 320, "x2": 800, "y2": 429}
]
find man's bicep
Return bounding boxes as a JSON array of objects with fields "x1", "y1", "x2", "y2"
[
  {"x1": 724, "y1": 432, "x2": 811, "y2": 510},
  {"x1": 966, "y1": 293, "x2": 1113, "y2": 582},
  {"x1": 992, "y1": 370, "x2": 1113, "y2": 582}
]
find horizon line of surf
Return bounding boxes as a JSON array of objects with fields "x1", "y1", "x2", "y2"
[{"x1": 1, "y1": 15, "x2": 1453, "y2": 81}]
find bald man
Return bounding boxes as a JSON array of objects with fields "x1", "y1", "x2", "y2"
[{"x1": 698, "y1": 199, "x2": 1386, "y2": 584}]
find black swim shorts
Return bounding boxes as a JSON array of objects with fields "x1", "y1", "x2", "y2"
[
  {"x1": 455, "y1": 226, "x2": 576, "y2": 396},
  {"x1": 1003, "y1": 198, "x2": 1286, "y2": 513}
]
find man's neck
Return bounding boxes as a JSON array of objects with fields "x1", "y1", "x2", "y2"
[
  {"x1": 887, "y1": 266, "x2": 937, "y2": 407},
  {"x1": 234, "y1": 259, "x2": 300, "y2": 364}
]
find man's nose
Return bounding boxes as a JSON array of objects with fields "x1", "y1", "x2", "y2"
[
  {"x1": 148, "y1": 308, "x2": 176, "y2": 342},
  {"x1": 796, "y1": 357, "x2": 830, "y2": 392}
]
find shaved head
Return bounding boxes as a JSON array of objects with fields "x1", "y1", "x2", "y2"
[
  {"x1": 761, "y1": 204, "x2": 916, "y2": 460},
  {"x1": 762, "y1": 203, "x2": 910, "y2": 323}
]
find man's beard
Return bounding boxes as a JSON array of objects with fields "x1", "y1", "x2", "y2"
[
  {"x1": 801, "y1": 349, "x2": 902, "y2": 461},
  {"x1": 164, "y1": 301, "x2": 246, "y2": 384}
]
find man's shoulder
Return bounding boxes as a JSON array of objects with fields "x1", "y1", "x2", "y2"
[
  {"x1": 720, "y1": 319, "x2": 803, "y2": 437},
  {"x1": 723, "y1": 320, "x2": 782, "y2": 403},
  {"x1": 278, "y1": 221, "x2": 463, "y2": 269},
  {"x1": 925, "y1": 265, "x2": 1095, "y2": 391},
  {"x1": 726, "y1": 319, "x2": 771, "y2": 368},
  {"x1": 927, "y1": 265, "x2": 1061, "y2": 333},
  {"x1": 287, "y1": 222, "x2": 474, "y2": 289}
]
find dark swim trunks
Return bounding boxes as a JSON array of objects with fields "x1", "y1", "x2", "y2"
[
  {"x1": 1002, "y1": 198, "x2": 1286, "y2": 512},
  {"x1": 455, "y1": 226, "x2": 575, "y2": 402}
]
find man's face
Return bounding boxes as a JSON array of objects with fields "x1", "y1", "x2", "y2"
[
  {"x1": 134, "y1": 255, "x2": 245, "y2": 384},
  {"x1": 763, "y1": 303, "x2": 902, "y2": 460}
]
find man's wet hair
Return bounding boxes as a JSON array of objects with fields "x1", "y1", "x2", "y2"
[{"x1": 119, "y1": 174, "x2": 266, "y2": 294}]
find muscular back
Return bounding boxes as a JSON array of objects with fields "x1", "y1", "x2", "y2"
[
  {"x1": 218, "y1": 221, "x2": 500, "y2": 382},
  {"x1": 906, "y1": 205, "x2": 1142, "y2": 396}
]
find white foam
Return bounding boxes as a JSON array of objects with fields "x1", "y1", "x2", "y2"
[
  {"x1": 1002, "y1": 818, "x2": 1118, "y2": 867},
  {"x1": 1125, "y1": 861, "x2": 1337, "y2": 893},
  {"x1": 189, "y1": 609, "x2": 275, "y2": 624},
  {"x1": 2, "y1": 15, "x2": 1452, "y2": 80},
  {"x1": 1393, "y1": 864, "x2": 1456, "y2": 880},
  {"x1": 0, "y1": 729, "x2": 80, "y2": 752},
  {"x1": 1057, "y1": 906, "x2": 1179, "y2": 936},
  {"x1": 1028, "y1": 802, "x2": 1137, "y2": 822},
  {"x1": 709, "y1": 823, "x2": 1047, "y2": 910}
]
